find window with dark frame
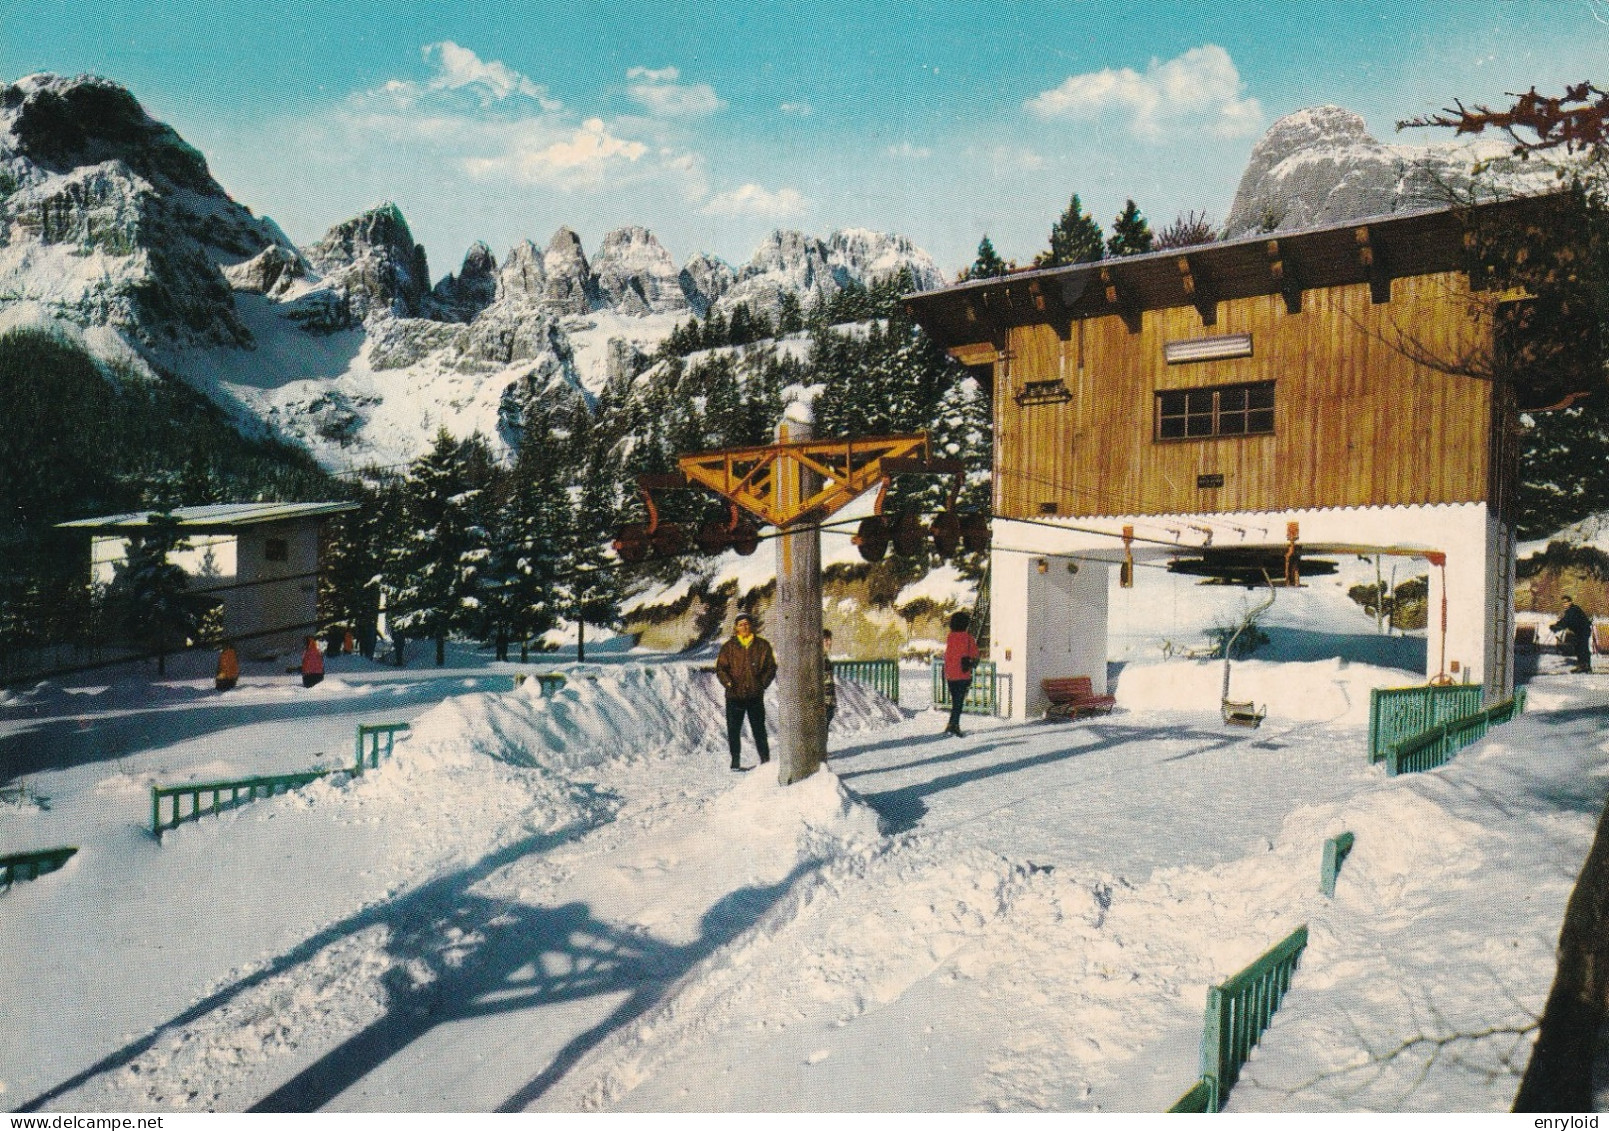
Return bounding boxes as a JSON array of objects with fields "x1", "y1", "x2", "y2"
[{"x1": 1156, "y1": 381, "x2": 1274, "y2": 441}]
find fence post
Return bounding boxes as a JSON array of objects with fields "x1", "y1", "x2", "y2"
[
  {"x1": 1320, "y1": 832, "x2": 1355, "y2": 897},
  {"x1": 1201, "y1": 986, "x2": 1227, "y2": 1111}
]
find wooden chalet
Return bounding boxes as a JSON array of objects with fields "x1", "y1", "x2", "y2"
[{"x1": 906, "y1": 196, "x2": 1561, "y2": 718}]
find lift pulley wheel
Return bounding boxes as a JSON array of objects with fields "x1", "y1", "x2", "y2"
[
  {"x1": 613, "y1": 523, "x2": 650, "y2": 563},
  {"x1": 930, "y1": 511, "x2": 962, "y2": 558},
  {"x1": 854, "y1": 515, "x2": 889, "y2": 563},
  {"x1": 890, "y1": 512, "x2": 926, "y2": 557},
  {"x1": 959, "y1": 513, "x2": 991, "y2": 555}
]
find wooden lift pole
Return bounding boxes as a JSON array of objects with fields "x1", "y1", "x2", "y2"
[
  {"x1": 774, "y1": 414, "x2": 826, "y2": 785},
  {"x1": 668, "y1": 429, "x2": 935, "y2": 786}
]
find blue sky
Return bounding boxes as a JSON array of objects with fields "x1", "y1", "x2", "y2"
[{"x1": 2, "y1": 0, "x2": 1605, "y2": 278}]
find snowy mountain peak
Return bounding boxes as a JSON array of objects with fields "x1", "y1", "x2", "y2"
[
  {"x1": 0, "y1": 73, "x2": 284, "y2": 349},
  {"x1": 542, "y1": 226, "x2": 598, "y2": 314},
  {"x1": 592, "y1": 225, "x2": 689, "y2": 316},
  {"x1": 677, "y1": 251, "x2": 736, "y2": 315},
  {"x1": 496, "y1": 239, "x2": 548, "y2": 303},
  {"x1": 432, "y1": 240, "x2": 498, "y2": 321},
  {"x1": 304, "y1": 202, "x2": 432, "y2": 320},
  {"x1": 1223, "y1": 104, "x2": 1556, "y2": 239},
  {"x1": 2, "y1": 72, "x2": 216, "y2": 196},
  {"x1": 826, "y1": 228, "x2": 944, "y2": 291}
]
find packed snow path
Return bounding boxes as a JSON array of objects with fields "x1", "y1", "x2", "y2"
[{"x1": 3, "y1": 656, "x2": 1600, "y2": 1112}]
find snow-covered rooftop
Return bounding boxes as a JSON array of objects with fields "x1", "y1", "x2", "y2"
[{"x1": 57, "y1": 501, "x2": 358, "y2": 532}]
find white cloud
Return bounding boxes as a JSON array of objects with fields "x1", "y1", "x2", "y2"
[
  {"x1": 420, "y1": 41, "x2": 560, "y2": 110},
  {"x1": 464, "y1": 119, "x2": 650, "y2": 187},
  {"x1": 627, "y1": 65, "x2": 725, "y2": 118},
  {"x1": 701, "y1": 183, "x2": 809, "y2": 218},
  {"x1": 886, "y1": 141, "x2": 932, "y2": 159},
  {"x1": 627, "y1": 65, "x2": 680, "y2": 83},
  {"x1": 1025, "y1": 44, "x2": 1262, "y2": 140},
  {"x1": 780, "y1": 101, "x2": 814, "y2": 117},
  {"x1": 336, "y1": 51, "x2": 711, "y2": 194}
]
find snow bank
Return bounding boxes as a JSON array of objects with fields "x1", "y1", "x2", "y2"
[
  {"x1": 1115, "y1": 658, "x2": 1428, "y2": 726},
  {"x1": 1224, "y1": 692, "x2": 1609, "y2": 1111},
  {"x1": 404, "y1": 661, "x2": 903, "y2": 774}
]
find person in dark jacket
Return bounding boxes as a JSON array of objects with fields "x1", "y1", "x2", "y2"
[
  {"x1": 943, "y1": 611, "x2": 980, "y2": 737},
  {"x1": 1552, "y1": 596, "x2": 1594, "y2": 673},
  {"x1": 301, "y1": 636, "x2": 325, "y2": 688},
  {"x1": 715, "y1": 613, "x2": 777, "y2": 770},
  {"x1": 822, "y1": 628, "x2": 837, "y2": 731}
]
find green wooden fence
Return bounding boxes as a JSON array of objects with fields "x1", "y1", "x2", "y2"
[
  {"x1": 1320, "y1": 832, "x2": 1355, "y2": 898},
  {"x1": 931, "y1": 659, "x2": 998, "y2": 716},
  {"x1": 1367, "y1": 684, "x2": 1484, "y2": 763},
  {"x1": 152, "y1": 769, "x2": 332, "y2": 837},
  {"x1": 1383, "y1": 690, "x2": 1526, "y2": 776},
  {"x1": 1170, "y1": 924, "x2": 1309, "y2": 1113},
  {"x1": 835, "y1": 659, "x2": 900, "y2": 704},
  {"x1": 354, "y1": 722, "x2": 411, "y2": 773},
  {"x1": 0, "y1": 846, "x2": 77, "y2": 890}
]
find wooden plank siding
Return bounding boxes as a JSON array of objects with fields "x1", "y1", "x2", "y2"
[{"x1": 991, "y1": 270, "x2": 1494, "y2": 519}]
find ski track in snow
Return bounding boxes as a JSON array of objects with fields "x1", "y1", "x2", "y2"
[{"x1": 2, "y1": 633, "x2": 1604, "y2": 1112}]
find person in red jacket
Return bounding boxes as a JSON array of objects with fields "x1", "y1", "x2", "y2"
[
  {"x1": 300, "y1": 636, "x2": 325, "y2": 689},
  {"x1": 943, "y1": 611, "x2": 980, "y2": 737}
]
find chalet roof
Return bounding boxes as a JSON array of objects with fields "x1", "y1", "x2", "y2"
[
  {"x1": 57, "y1": 501, "x2": 358, "y2": 534},
  {"x1": 904, "y1": 193, "x2": 1567, "y2": 353}
]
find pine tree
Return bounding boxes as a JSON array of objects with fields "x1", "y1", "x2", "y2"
[
  {"x1": 106, "y1": 510, "x2": 210, "y2": 675},
  {"x1": 1106, "y1": 199, "x2": 1154, "y2": 257},
  {"x1": 727, "y1": 303, "x2": 755, "y2": 346},
  {"x1": 961, "y1": 236, "x2": 1010, "y2": 281},
  {"x1": 702, "y1": 306, "x2": 729, "y2": 350},
  {"x1": 319, "y1": 476, "x2": 401, "y2": 658},
  {"x1": 389, "y1": 429, "x2": 497, "y2": 666},
  {"x1": 491, "y1": 407, "x2": 571, "y2": 660},
  {"x1": 777, "y1": 291, "x2": 805, "y2": 335},
  {"x1": 1035, "y1": 194, "x2": 1105, "y2": 268}
]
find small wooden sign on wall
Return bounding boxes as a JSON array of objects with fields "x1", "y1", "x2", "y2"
[{"x1": 1197, "y1": 473, "x2": 1225, "y2": 489}]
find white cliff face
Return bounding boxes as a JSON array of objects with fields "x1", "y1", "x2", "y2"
[
  {"x1": 1223, "y1": 105, "x2": 1557, "y2": 238},
  {"x1": 303, "y1": 202, "x2": 433, "y2": 322},
  {"x1": 592, "y1": 225, "x2": 689, "y2": 315},
  {"x1": 827, "y1": 228, "x2": 945, "y2": 291},
  {"x1": 542, "y1": 226, "x2": 598, "y2": 314},
  {"x1": 678, "y1": 251, "x2": 736, "y2": 314},
  {"x1": 495, "y1": 239, "x2": 547, "y2": 303},
  {"x1": 0, "y1": 72, "x2": 286, "y2": 348}
]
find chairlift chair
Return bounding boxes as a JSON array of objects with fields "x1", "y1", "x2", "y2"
[{"x1": 1221, "y1": 571, "x2": 1276, "y2": 729}]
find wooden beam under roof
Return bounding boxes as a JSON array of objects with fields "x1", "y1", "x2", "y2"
[
  {"x1": 1265, "y1": 238, "x2": 1304, "y2": 314},
  {"x1": 1177, "y1": 254, "x2": 1218, "y2": 326},
  {"x1": 1356, "y1": 225, "x2": 1393, "y2": 304},
  {"x1": 1099, "y1": 266, "x2": 1143, "y2": 334},
  {"x1": 903, "y1": 195, "x2": 1566, "y2": 350}
]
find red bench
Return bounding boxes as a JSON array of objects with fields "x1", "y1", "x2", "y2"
[{"x1": 1042, "y1": 676, "x2": 1115, "y2": 720}]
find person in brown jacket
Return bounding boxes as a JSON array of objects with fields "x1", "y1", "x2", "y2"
[
  {"x1": 715, "y1": 613, "x2": 777, "y2": 770},
  {"x1": 215, "y1": 643, "x2": 239, "y2": 692}
]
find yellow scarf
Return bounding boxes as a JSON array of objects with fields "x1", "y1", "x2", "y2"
[{"x1": 736, "y1": 631, "x2": 754, "y2": 647}]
